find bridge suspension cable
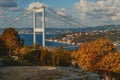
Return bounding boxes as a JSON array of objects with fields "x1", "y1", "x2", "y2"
[
  {"x1": 45, "y1": 7, "x2": 86, "y2": 27},
  {"x1": 0, "y1": 11, "x2": 32, "y2": 28}
]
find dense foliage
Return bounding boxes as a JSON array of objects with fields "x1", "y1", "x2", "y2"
[
  {"x1": 1, "y1": 28, "x2": 120, "y2": 79},
  {"x1": 1, "y1": 28, "x2": 24, "y2": 56},
  {"x1": 0, "y1": 28, "x2": 72, "y2": 66},
  {"x1": 2, "y1": 28, "x2": 23, "y2": 48},
  {"x1": 0, "y1": 35, "x2": 7, "y2": 56},
  {"x1": 20, "y1": 46, "x2": 71, "y2": 66},
  {"x1": 72, "y1": 38, "x2": 120, "y2": 79}
]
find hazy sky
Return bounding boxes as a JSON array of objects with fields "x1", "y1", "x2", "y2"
[{"x1": 0, "y1": 0, "x2": 120, "y2": 28}]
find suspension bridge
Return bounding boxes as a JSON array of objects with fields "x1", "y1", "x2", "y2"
[
  {"x1": 0, "y1": 5, "x2": 85, "y2": 50},
  {"x1": 0, "y1": 4, "x2": 120, "y2": 50}
]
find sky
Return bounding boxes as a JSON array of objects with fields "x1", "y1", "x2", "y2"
[{"x1": 0, "y1": 0, "x2": 120, "y2": 28}]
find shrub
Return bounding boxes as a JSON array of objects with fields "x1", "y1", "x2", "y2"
[
  {"x1": 51, "y1": 47, "x2": 71, "y2": 66},
  {"x1": 19, "y1": 46, "x2": 72, "y2": 66},
  {"x1": 19, "y1": 46, "x2": 40, "y2": 65}
]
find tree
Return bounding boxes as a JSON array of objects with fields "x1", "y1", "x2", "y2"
[
  {"x1": 0, "y1": 35, "x2": 7, "y2": 56},
  {"x1": 0, "y1": 36, "x2": 5, "y2": 47},
  {"x1": 2, "y1": 28, "x2": 24, "y2": 56},
  {"x1": 72, "y1": 38, "x2": 120, "y2": 79},
  {"x1": 72, "y1": 38, "x2": 116, "y2": 71},
  {"x1": 98, "y1": 51, "x2": 120, "y2": 79}
]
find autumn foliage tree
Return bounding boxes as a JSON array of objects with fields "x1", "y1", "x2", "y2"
[
  {"x1": 2, "y1": 28, "x2": 24, "y2": 56},
  {"x1": 72, "y1": 38, "x2": 120, "y2": 79},
  {"x1": 98, "y1": 51, "x2": 120, "y2": 79},
  {"x1": 98, "y1": 51, "x2": 120, "y2": 72},
  {"x1": 72, "y1": 38, "x2": 116, "y2": 71}
]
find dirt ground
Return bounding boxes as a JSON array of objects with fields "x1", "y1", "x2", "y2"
[{"x1": 0, "y1": 66, "x2": 84, "y2": 80}]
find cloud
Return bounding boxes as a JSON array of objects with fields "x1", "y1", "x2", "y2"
[
  {"x1": 0, "y1": 0, "x2": 19, "y2": 12},
  {"x1": 0, "y1": 0, "x2": 17, "y2": 8},
  {"x1": 56, "y1": 8, "x2": 70, "y2": 16},
  {"x1": 27, "y1": 2, "x2": 47, "y2": 11},
  {"x1": 73, "y1": 0, "x2": 120, "y2": 26}
]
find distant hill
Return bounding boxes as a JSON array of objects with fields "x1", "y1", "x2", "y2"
[
  {"x1": 84, "y1": 25, "x2": 120, "y2": 31},
  {"x1": 0, "y1": 24, "x2": 120, "y2": 34}
]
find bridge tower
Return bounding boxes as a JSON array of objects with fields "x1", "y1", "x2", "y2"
[{"x1": 33, "y1": 6, "x2": 45, "y2": 47}]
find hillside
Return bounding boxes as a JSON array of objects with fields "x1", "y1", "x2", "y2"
[{"x1": 0, "y1": 24, "x2": 120, "y2": 34}]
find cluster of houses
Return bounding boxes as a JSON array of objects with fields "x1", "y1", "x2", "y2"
[{"x1": 47, "y1": 30, "x2": 120, "y2": 46}]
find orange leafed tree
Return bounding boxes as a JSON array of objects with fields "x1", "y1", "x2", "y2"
[
  {"x1": 73, "y1": 38, "x2": 116, "y2": 71},
  {"x1": 2, "y1": 28, "x2": 24, "y2": 55},
  {"x1": 72, "y1": 38, "x2": 120, "y2": 79},
  {"x1": 98, "y1": 51, "x2": 120, "y2": 73}
]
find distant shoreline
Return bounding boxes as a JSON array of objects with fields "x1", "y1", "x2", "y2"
[
  {"x1": 46, "y1": 39, "x2": 81, "y2": 46},
  {"x1": 19, "y1": 33, "x2": 120, "y2": 50}
]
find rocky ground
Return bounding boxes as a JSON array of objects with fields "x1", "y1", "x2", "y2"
[{"x1": 0, "y1": 66, "x2": 99, "y2": 80}]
